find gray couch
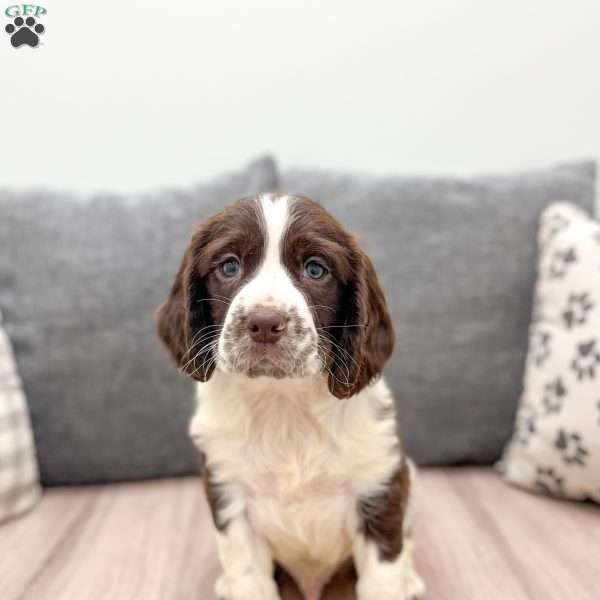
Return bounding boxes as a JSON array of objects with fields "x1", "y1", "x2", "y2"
[{"x1": 0, "y1": 157, "x2": 598, "y2": 600}]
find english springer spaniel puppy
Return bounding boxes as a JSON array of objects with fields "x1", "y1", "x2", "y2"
[{"x1": 156, "y1": 194, "x2": 425, "y2": 600}]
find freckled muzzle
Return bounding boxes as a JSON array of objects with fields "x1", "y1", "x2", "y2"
[{"x1": 219, "y1": 304, "x2": 320, "y2": 379}]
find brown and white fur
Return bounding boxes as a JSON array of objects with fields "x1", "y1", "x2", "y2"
[{"x1": 155, "y1": 194, "x2": 425, "y2": 600}]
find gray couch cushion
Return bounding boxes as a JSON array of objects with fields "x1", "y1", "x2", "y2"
[
  {"x1": 282, "y1": 161, "x2": 597, "y2": 466},
  {"x1": 0, "y1": 157, "x2": 278, "y2": 485}
]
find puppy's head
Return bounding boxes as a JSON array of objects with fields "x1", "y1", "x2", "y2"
[{"x1": 155, "y1": 194, "x2": 394, "y2": 398}]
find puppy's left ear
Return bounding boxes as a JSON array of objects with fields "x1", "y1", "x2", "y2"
[
  {"x1": 329, "y1": 249, "x2": 394, "y2": 398},
  {"x1": 154, "y1": 224, "x2": 216, "y2": 381}
]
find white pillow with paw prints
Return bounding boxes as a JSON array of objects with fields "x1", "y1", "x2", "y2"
[{"x1": 498, "y1": 202, "x2": 600, "y2": 502}]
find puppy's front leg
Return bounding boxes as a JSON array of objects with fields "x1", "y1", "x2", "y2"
[
  {"x1": 353, "y1": 459, "x2": 425, "y2": 600},
  {"x1": 353, "y1": 534, "x2": 425, "y2": 600},
  {"x1": 205, "y1": 477, "x2": 281, "y2": 600},
  {"x1": 214, "y1": 517, "x2": 281, "y2": 600}
]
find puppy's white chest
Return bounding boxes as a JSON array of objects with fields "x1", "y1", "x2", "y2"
[
  {"x1": 249, "y1": 403, "x2": 354, "y2": 549},
  {"x1": 195, "y1": 384, "x2": 358, "y2": 574},
  {"x1": 192, "y1": 376, "x2": 399, "y2": 588},
  {"x1": 248, "y1": 472, "x2": 355, "y2": 581}
]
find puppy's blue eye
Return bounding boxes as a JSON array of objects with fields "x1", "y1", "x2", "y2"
[
  {"x1": 221, "y1": 258, "x2": 241, "y2": 277},
  {"x1": 304, "y1": 260, "x2": 327, "y2": 280}
]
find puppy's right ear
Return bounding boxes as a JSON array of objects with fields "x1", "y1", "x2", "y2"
[
  {"x1": 155, "y1": 224, "x2": 216, "y2": 381},
  {"x1": 155, "y1": 249, "x2": 191, "y2": 368}
]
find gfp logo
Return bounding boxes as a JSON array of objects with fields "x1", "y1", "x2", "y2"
[{"x1": 4, "y1": 4, "x2": 46, "y2": 47}]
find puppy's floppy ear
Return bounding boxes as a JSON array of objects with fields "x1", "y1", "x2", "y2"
[
  {"x1": 328, "y1": 248, "x2": 394, "y2": 398},
  {"x1": 154, "y1": 225, "x2": 216, "y2": 381}
]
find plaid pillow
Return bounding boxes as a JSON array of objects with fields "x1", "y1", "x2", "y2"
[{"x1": 0, "y1": 310, "x2": 41, "y2": 523}]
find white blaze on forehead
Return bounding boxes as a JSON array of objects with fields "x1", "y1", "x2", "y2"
[
  {"x1": 249, "y1": 194, "x2": 317, "y2": 341},
  {"x1": 258, "y1": 193, "x2": 290, "y2": 275},
  {"x1": 249, "y1": 193, "x2": 293, "y2": 300},
  {"x1": 220, "y1": 193, "x2": 300, "y2": 316}
]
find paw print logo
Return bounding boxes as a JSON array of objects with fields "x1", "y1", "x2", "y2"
[
  {"x1": 571, "y1": 339, "x2": 600, "y2": 380},
  {"x1": 530, "y1": 329, "x2": 552, "y2": 367},
  {"x1": 542, "y1": 377, "x2": 567, "y2": 415},
  {"x1": 534, "y1": 467, "x2": 565, "y2": 496},
  {"x1": 555, "y1": 429, "x2": 588, "y2": 466},
  {"x1": 549, "y1": 247, "x2": 577, "y2": 279},
  {"x1": 5, "y1": 16, "x2": 45, "y2": 48},
  {"x1": 562, "y1": 293, "x2": 594, "y2": 328}
]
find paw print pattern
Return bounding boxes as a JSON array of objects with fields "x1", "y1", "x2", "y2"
[
  {"x1": 5, "y1": 16, "x2": 44, "y2": 48},
  {"x1": 531, "y1": 292, "x2": 543, "y2": 324},
  {"x1": 534, "y1": 467, "x2": 565, "y2": 497},
  {"x1": 503, "y1": 207, "x2": 600, "y2": 502},
  {"x1": 562, "y1": 293, "x2": 594, "y2": 328},
  {"x1": 555, "y1": 429, "x2": 589, "y2": 466},
  {"x1": 542, "y1": 212, "x2": 571, "y2": 247},
  {"x1": 530, "y1": 329, "x2": 552, "y2": 367},
  {"x1": 571, "y1": 339, "x2": 600, "y2": 380},
  {"x1": 514, "y1": 404, "x2": 538, "y2": 446},
  {"x1": 549, "y1": 247, "x2": 577, "y2": 279},
  {"x1": 542, "y1": 377, "x2": 567, "y2": 415}
]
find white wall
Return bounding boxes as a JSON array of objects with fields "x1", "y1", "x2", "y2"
[{"x1": 1, "y1": 0, "x2": 599, "y2": 193}]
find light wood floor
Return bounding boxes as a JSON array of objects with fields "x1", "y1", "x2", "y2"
[{"x1": 1, "y1": 468, "x2": 599, "y2": 600}]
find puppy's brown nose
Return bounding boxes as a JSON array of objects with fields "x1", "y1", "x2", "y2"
[{"x1": 247, "y1": 308, "x2": 286, "y2": 344}]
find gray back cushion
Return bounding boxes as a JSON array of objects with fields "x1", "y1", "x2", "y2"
[
  {"x1": 0, "y1": 157, "x2": 278, "y2": 485},
  {"x1": 282, "y1": 161, "x2": 596, "y2": 466}
]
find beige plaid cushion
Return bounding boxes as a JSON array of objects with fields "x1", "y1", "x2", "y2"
[{"x1": 0, "y1": 310, "x2": 41, "y2": 523}]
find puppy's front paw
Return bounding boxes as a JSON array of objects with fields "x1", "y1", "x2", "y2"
[
  {"x1": 356, "y1": 571, "x2": 426, "y2": 600},
  {"x1": 357, "y1": 574, "x2": 409, "y2": 600},
  {"x1": 215, "y1": 573, "x2": 281, "y2": 600},
  {"x1": 404, "y1": 570, "x2": 426, "y2": 600}
]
